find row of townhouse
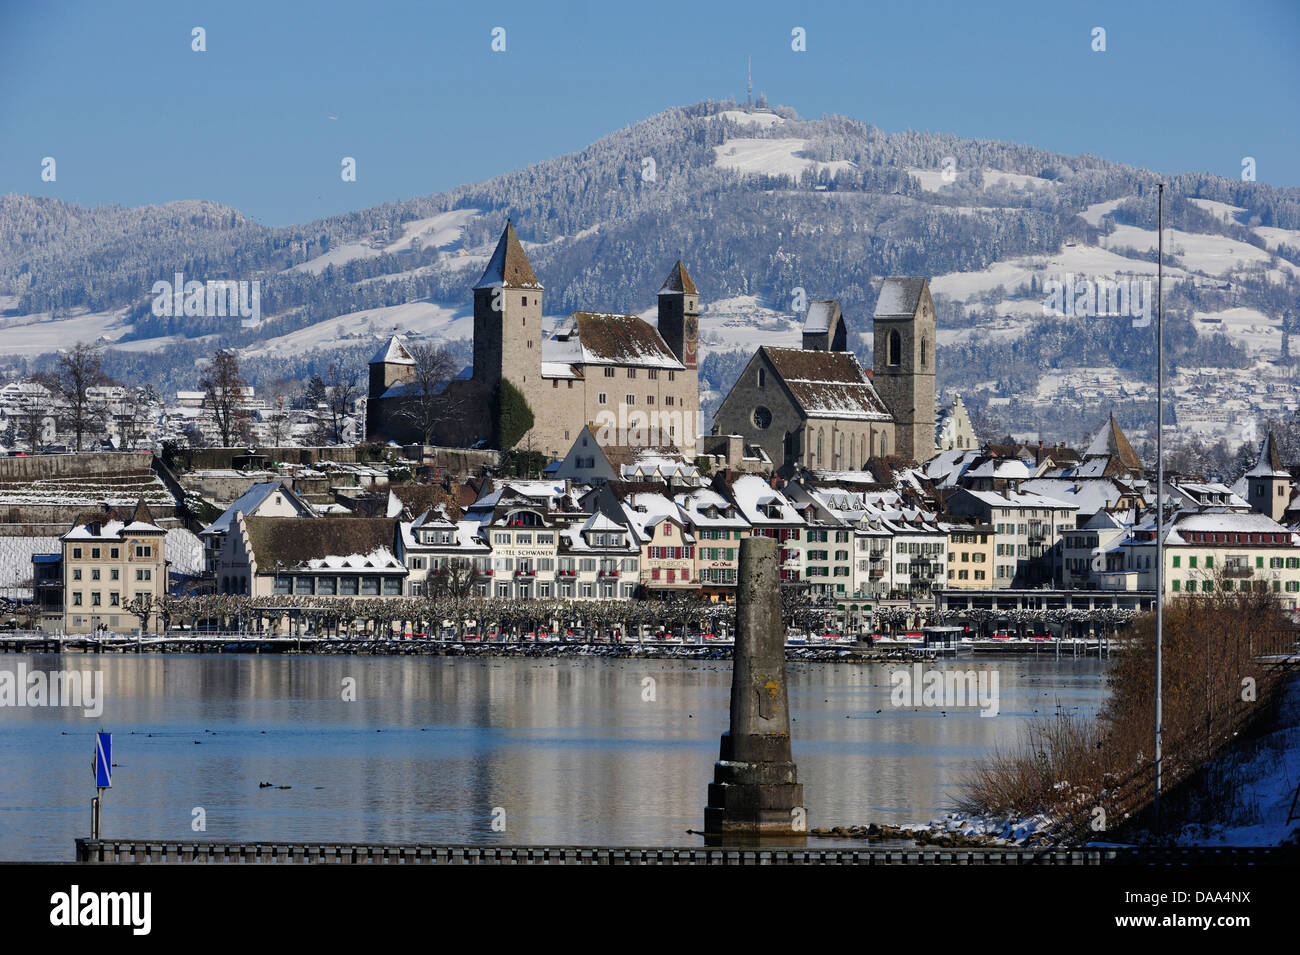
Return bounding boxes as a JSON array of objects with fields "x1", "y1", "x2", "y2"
[
  {"x1": 783, "y1": 483, "x2": 953, "y2": 602},
  {"x1": 457, "y1": 478, "x2": 765, "y2": 602},
  {"x1": 675, "y1": 486, "x2": 750, "y2": 599},
  {"x1": 455, "y1": 427, "x2": 1300, "y2": 609},
  {"x1": 189, "y1": 420, "x2": 1300, "y2": 615},
  {"x1": 193, "y1": 474, "x2": 1016, "y2": 610},
  {"x1": 39, "y1": 477, "x2": 1300, "y2": 639}
]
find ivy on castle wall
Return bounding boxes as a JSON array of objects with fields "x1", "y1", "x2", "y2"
[{"x1": 494, "y1": 378, "x2": 535, "y2": 450}]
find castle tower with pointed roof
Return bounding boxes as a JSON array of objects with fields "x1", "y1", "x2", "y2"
[
  {"x1": 657, "y1": 260, "x2": 699, "y2": 369},
  {"x1": 473, "y1": 221, "x2": 544, "y2": 394},
  {"x1": 1246, "y1": 430, "x2": 1292, "y2": 521},
  {"x1": 368, "y1": 335, "x2": 415, "y2": 397}
]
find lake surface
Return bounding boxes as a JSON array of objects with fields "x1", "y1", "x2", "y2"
[{"x1": 0, "y1": 654, "x2": 1109, "y2": 860}]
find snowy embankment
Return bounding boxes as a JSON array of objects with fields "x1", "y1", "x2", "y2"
[
  {"x1": 816, "y1": 674, "x2": 1300, "y2": 848},
  {"x1": 1168, "y1": 673, "x2": 1300, "y2": 847},
  {"x1": 904, "y1": 674, "x2": 1300, "y2": 848}
]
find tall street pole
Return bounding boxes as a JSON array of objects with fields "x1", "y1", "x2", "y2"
[{"x1": 1154, "y1": 182, "x2": 1165, "y2": 832}]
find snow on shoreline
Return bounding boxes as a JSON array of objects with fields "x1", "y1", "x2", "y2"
[
  {"x1": 1168, "y1": 673, "x2": 1300, "y2": 847},
  {"x1": 901, "y1": 812, "x2": 1056, "y2": 845},
  {"x1": 891, "y1": 674, "x2": 1300, "y2": 847}
]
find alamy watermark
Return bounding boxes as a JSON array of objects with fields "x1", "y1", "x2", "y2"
[
  {"x1": 1042, "y1": 273, "x2": 1151, "y2": 328},
  {"x1": 0, "y1": 662, "x2": 103, "y2": 717},
  {"x1": 592, "y1": 405, "x2": 703, "y2": 450},
  {"x1": 151, "y1": 271, "x2": 260, "y2": 327},
  {"x1": 50, "y1": 885, "x2": 150, "y2": 935},
  {"x1": 890, "y1": 663, "x2": 1000, "y2": 717}
]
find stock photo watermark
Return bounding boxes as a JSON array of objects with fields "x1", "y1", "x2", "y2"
[
  {"x1": 151, "y1": 272, "x2": 261, "y2": 327},
  {"x1": 592, "y1": 406, "x2": 703, "y2": 449},
  {"x1": 50, "y1": 886, "x2": 151, "y2": 935},
  {"x1": 1041, "y1": 273, "x2": 1152, "y2": 328},
  {"x1": 0, "y1": 663, "x2": 103, "y2": 718},
  {"x1": 890, "y1": 664, "x2": 1000, "y2": 718}
]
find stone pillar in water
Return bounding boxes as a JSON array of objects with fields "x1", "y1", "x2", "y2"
[{"x1": 704, "y1": 535, "x2": 805, "y2": 843}]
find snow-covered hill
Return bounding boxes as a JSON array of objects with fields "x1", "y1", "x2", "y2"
[{"x1": 2, "y1": 99, "x2": 1298, "y2": 444}]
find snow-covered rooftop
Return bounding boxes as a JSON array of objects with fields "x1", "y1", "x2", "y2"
[
  {"x1": 960, "y1": 488, "x2": 1078, "y2": 511},
  {"x1": 304, "y1": 547, "x2": 403, "y2": 570},
  {"x1": 369, "y1": 335, "x2": 415, "y2": 365},
  {"x1": 803, "y1": 300, "x2": 837, "y2": 333},
  {"x1": 967, "y1": 457, "x2": 1032, "y2": 479},
  {"x1": 729, "y1": 474, "x2": 803, "y2": 524},
  {"x1": 474, "y1": 221, "x2": 543, "y2": 291},
  {"x1": 873, "y1": 277, "x2": 927, "y2": 319},
  {"x1": 544, "y1": 312, "x2": 683, "y2": 370}
]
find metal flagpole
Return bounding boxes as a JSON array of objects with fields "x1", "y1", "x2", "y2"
[{"x1": 1154, "y1": 182, "x2": 1165, "y2": 832}]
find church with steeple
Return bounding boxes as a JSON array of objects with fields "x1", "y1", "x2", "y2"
[
  {"x1": 366, "y1": 221, "x2": 701, "y2": 458},
  {"x1": 710, "y1": 276, "x2": 939, "y2": 474}
]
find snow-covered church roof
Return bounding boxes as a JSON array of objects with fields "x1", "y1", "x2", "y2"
[
  {"x1": 803, "y1": 300, "x2": 839, "y2": 333},
  {"x1": 873, "y1": 277, "x2": 928, "y2": 319}
]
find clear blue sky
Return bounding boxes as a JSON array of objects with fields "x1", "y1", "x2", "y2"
[{"x1": 2, "y1": 0, "x2": 1296, "y2": 226}]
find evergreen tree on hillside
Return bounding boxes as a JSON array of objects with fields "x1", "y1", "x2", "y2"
[{"x1": 304, "y1": 374, "x2": 327, "y2": 410}]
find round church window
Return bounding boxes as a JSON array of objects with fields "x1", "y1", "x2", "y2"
[{"x1": 752, "y1": 406, "x2": 772, "y2": 429}]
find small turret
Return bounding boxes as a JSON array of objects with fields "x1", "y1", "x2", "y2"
[
  {"x1": 367, "y1": 335, "x2": 415, "y2": 399},
  {"x1": 657, "y1": 260, "x2": 699, "y2": 369}
]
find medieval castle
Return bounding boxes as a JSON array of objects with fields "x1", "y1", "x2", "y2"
[{"x1": 366, "y1": 221, "x2": 936, "y2": 469}]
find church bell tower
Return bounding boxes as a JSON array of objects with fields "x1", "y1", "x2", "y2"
[{"x1": 872, "y1": 277, "x2": 936, "y2": 464}]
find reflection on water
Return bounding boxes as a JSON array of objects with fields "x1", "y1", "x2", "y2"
[{"x1": 0, "y1": 654, "x2": 1108, "y2": 860}]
